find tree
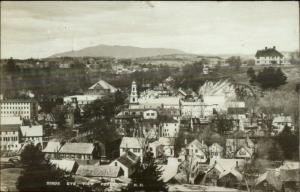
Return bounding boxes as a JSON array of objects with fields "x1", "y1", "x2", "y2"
[
  {"x1": 123, "y1": 154, "x2": 168, "y2": 192},
  {"x1": 276, "y1": 125, "x2": 299, "y2": 160},
  {"x1": 5, "y1": 57, "x2": 20, "y2": 73},
  {"x1": 20, "y1": 143, "x2": 44, "y2": 166},
  {"x1": 246, "y1": 67, "x2": 256, "y2": 85},
  {"x1": 18, "y1": 144, "x2": 102, "y2": 192},
  {"x1": 255, "y1": 67, "x2": 287, "y2": 90},
  {"x1": 256, "y1": 138, "x2": 284, "y2": 161},
  {"x1": 226, "y1": 56, "x2": 241, "y2": 70}
]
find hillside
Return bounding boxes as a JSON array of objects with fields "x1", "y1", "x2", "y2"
[{"x1": 49, "y1": 44, "x2": 186, "y2": 58}]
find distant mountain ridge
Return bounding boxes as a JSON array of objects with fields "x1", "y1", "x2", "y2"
[{"x1": 49, "y1": 44, "x2": 186, "y2": 58}]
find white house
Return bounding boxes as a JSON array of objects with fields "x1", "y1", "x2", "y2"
[
  {"x1": 148, "y1": 140, "x2": 163, "y2": 158},
  {"x1": 209, "y1": 143, "x2": 224, "y2": 159},
  {"x1": 0, "y1": 124, "x2": 20, "y2": 152},
  {"x1": 143, "y1": 109, "x2": 158, "y2": 120},
  {"x1": 119, "y1": 137, "x2": 145, "y2": 159},
  {"x1": 185, "y1": 139, "x2": 208, "y2": 163},
  {"x1": 110, "y1": 150, "x2": 139, "y2": 178},
  {"x1": 20, "y1": 125, "x2": 43, "y2": 145},
  {"x1": 160, "y1": 118, "x2": 180, "y2": 138},
  {"x1": 255, "y1": 46, "x2": 289, "y2": 65},
  {"x1": 158, "y1": 137, "x2": 175, "y2": 157},
  {"x1": 272, "y1": 115, "x2": 294, "y2": 135}
]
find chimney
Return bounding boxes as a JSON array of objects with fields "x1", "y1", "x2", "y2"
[
  {"x1": 265, "y1": 47, "x2": 268, "y2": 50},
  {"x1": 236, "y1": 161, "x2": 239, "y2": 169},
  {"x1": 273, "y1": 46, "x2": 276, "y2": 49}
]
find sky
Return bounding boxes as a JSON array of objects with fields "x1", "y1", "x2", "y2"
[{"x1": 1, "y1": 1, "x2": 299, "y2": 59}]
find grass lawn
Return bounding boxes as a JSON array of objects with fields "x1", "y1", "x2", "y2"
[{"x1": 0, "y1": 168, "x2": 23, "y2": 192}]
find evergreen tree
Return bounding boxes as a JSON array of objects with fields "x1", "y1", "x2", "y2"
[
  {"x1": 255, "y1": 67, "x2": 287, "y2": 89},
  {"x1": 123, "y1": 152, "x2": 168, "y2": 192},
  {"x1": 246, "y1": 67, "x2": 256, "y2": 84},
  {"x1": 276, "y1": 125, "x2": 299, "y2": 160},
  {"x1": 5, "y1": 57, "x2": 20, "y2": 73}
]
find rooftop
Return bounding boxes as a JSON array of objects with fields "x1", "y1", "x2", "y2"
[
  {"x1": 42, "y1": 141, "x2": 62, "y2": 153},
  {"x1": 50, "y1": 159, "x2": 77, "y2": 172},
  {"x1": 20, "y1": 125, "x2": 43, "y2": 137},
  {"x1": 255, "y1": 47, "x2": 283, "y2": 58},
  {"x1": 76, "y1": 165, "x2": 121, "y2": 178},
  {"x1": 120, "y1": 137, "x2": 145, "y2": 149},
  {"x1": 59, "y1": 142, "x2": 95, "y2": 154},
  {"x1": 0, "y1": 124, "x2": 20, "y2": 132},
  {"x1": 116, "y1": 150, "x2": 139, "y2": 168},
  {"x1": 88, "y1": 80, "x2": 117, "y2": 93}
]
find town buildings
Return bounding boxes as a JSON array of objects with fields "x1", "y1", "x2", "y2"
[{"x1": 0, "y1": 99, "x2": 39, "y2": 120}]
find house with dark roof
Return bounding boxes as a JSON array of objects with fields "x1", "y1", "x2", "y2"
[
  {"x1": 255, "y1": 46, "x2": 289, "y2": 65},
  {"x1": 110, "y1": 150, "x2": 140, "y2": 178}
]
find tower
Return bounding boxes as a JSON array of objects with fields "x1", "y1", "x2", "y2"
[{"x1": 130, "y1": 81, "x2": 138, "y2": 104}]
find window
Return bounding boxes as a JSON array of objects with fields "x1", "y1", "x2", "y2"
[
  {"x1": 151, "y1": 113, "x2": 155, "y2": 116},
  {"x1": 115, "y1": 162, "x2": 117, "y2": 166},
  {"x1": 195, "y1": 149, "x2": 198, "y2": 153}
]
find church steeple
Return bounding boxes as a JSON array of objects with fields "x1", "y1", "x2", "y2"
[{"x1": 130, "y1": 81, "x2": 138, "y2": 104}]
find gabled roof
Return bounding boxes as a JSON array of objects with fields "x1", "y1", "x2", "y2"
[
  {"x1": 50, "y1": 159, "x2": 77, "y2": 172},
  {"x1": 255, "y1": 170, "x2": 282, "y2": 191},
  {"x1": 219, "y1": 168, "x2": 243, "y2": 181},
  {"x1": 0, "y1": 124, "x2": 20, "y2": 132},
  {"x1": 255, "y1": 47, "x2": 283, "y2": 58},
  {"x1": 188, "y1": 139, "x2": 208, "y2": 151},
  {"x1": 76, "y1": 165, "x2": 121, "y2": 178},
  {"x1": 115, "y1": 150, "x2": 139, "y2": 168},
  {"x1": 59, "y1": 142, "x2": 95, "y2": 154},
  {"x1": 88, "y1": 80, "x2": 117, "y2": 92},
  {"x1": 20, "y1": 125, "x2": 43, "y2": 137},
  {"x1": 209, "y1": 143, "x2": 223, "y2": 151},
  {"x1": 120, "y1": 137, "x2": 145, "y2": 149},
  {"x1": 42, "y1": 141, "x2": 62, "y2": 153},
  {"x1": 235, "y1": 146, "x2": 253, "y2": 157},
  {"x1": 210, "y1": 158, "x2": 245, "y2": 173}
]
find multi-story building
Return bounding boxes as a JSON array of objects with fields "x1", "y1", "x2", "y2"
[
  {"x1": 0, "y1": 99, "x2": 38, "y2": 120},
  {"x1": 0, "y1": 124, "x2": 20, "y2": 152},
  {"x1": 160, "y1": 118, "x2": 180, "y2": 138},
  {"x1": 255, "y1": 46, "x2": 290, "y2": 65}
]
